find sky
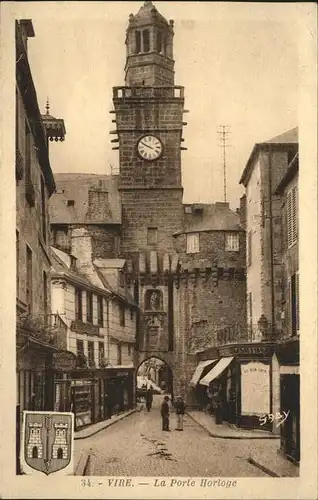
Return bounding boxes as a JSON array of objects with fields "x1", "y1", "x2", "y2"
[{"x1": 16, "y1": 1, "x2": 299, "y2": 208}]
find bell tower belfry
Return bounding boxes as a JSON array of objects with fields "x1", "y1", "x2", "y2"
[
  {"x1": 125, "y1": 0, "x2": 175, "y2": 86},
  {"x1": 111, "y1": 0, "x2": 187, "y2": 257}
]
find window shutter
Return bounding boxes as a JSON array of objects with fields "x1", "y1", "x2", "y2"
[
  {"x1": 186, "y1": 233, "x2": 199, "y2": 253},
  {"x1": 287, "y1": 277, "x2": 291, "y2": 335},
  {"x1": 287, "y1": 191, "x2": 292, "y2": 247},
  {"x1": 292, "y1": 186, "x2": 297, "y2": 243},
  {"x1": 296, "y1": 272, "x2": 300, "y2": 333}
]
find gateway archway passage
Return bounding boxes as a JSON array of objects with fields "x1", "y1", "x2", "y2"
[{"x1": 136, "y1": 356, "x2": 173, "y2": 406}]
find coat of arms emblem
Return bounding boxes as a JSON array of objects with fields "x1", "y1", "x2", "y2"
[{"x1": 21, "y1": 411, "x2": 74, "y2": 475}]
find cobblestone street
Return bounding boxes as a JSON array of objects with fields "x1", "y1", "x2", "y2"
[{"x1": 75, "y1": 398, "x2": 269, "y2": 477}]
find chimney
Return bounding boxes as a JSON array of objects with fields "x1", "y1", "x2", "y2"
[
  {"x1": 239, "y1": 194, "x2": 247, "y2": 229},
  {"x1": 70, "y1": 227, "x2": 93, "y2": 270}
]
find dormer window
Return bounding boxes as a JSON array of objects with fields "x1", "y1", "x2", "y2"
[{"x1": 143, "y1": 29, "x2": 150, "y2": 52}]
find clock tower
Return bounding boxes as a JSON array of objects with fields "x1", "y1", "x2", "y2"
[{"x1": 111, "y1": 0, "x2": 187, "y2": 256}]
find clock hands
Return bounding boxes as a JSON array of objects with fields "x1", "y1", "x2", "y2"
[{"x1": 140, "y1": 141, "x2": 154, "y2": 151}]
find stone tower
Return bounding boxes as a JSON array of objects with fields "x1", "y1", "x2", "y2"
[{"x1": 111, "y1": 1, "x2": 188, "y2": 391}]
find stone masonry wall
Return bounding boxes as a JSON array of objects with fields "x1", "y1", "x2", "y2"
[{"x1": 120, "y1": 189, "x2": 183, "y2": 255}]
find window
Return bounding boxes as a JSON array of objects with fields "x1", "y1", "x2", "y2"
[
  {"x1": 147, "y1": 227, "x2": 157, "y2": 245},
  {"x1": 76, "y1": 339, "x2": 84, "y2": 355},
  {"x1": 67, "y1": 200, "x2": 75, "y2": 207},
  {"x1": 291, "y1": 273, "x2": 300, "y2": 336},
  {"x1": 40, "y1": 176, "x2": 46, "y2": 242},
  {"x1": 135, "y1": 31, "x2": 141, "y2": 54},
  {"x1": 128, "y1": 344, "x2": 132, "y2": 356},
  {"x1": 87, "y1": 341, "x2": 95, "y2": 367},
  {"x1": 97, "y1": 296, "x2": 104, "y2": 326},
  {"x1": 130, "y1": 309, "x2": 133, "y2": 321},
  {"x1": 247, "y1": 231, "x2": 252, "y2": 266},
  {"x1": 287, "y1": 185, "x2": 298, "y2": 248},
  {"x1": 184, "y1": 206, "x2": 192, "y2": 214},
  {"x1": 26, "y1": 245, "x2": 32, "y2": 313},
  {"x1": 43, "y1": 271, "x2": 48, "y2": 324},
  {"x1": 16, "y1": 231, "x2": 19, "y2": 297},
  {"x1": 75, "y1": 288, "x2": 82, "y2": 321},
  {"x1": 225, "y1": 233, "x2": 239, "y2": 252},
  {"x1": 143, "y1": 29, "x2": 150, "y2": 52},
  {"x1": 119, "y1": 304, "x2": 125, "y2": 327},
  {"x1": 86, "y1": 291, "x2": 93, "y2": 323},
  {"x1": 98, "y1": 342, "x2": 105, "y2": 365},
  {"x1": 186, "y1": 233, "x2": 199, "y2": 254},
  {"x1": 117, "y1": 343, "x2": 122, "y2": 365}
]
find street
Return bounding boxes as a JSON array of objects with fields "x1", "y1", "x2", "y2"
[{"x1": 75, "y1": 396, "x2": 268, "y2": 477}]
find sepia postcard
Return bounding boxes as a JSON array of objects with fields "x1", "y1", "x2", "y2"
[{"x1": 0, "y1": 1, "x2": 317, "y2": 499}]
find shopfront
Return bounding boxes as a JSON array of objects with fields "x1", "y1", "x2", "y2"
[
  {"x1": 276, "y1": 338, "x2": 300, "y2": 463},
  {"x1": 62, "y1": 366, "x2": 135, "y2": 430},
  {"x1": 197, "y1": 343, "x2": 275, "y2": 431},
  {"x1": 105, "y1": 367, "x2": 135, "y2": 416}
]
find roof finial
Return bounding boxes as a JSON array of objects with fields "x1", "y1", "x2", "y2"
[{"x1": 45, "y1": 98, "x2": 50, "y2": 115}]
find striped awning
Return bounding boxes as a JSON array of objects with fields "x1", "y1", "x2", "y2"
[
  {"x1": 189, "y1": 359, "x2": 217, "y2": 387},
  {"x1": 199, "y1": 357, "x2": 234, "y2": 386}
]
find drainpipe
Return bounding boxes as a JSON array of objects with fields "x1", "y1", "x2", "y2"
[{"x1": 268, "y1": 145, "x2": 276, "y2": 340}]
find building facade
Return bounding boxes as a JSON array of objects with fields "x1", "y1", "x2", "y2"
[
  {"x1": 240, "y1": 128, "x2": 300, "y2": 448},
  {"x1": 49, "y1": 1, "x2": 247, "y2": 408},
  {"x1": 274, "y1": 151, "x2": 300, "y2": 462},
  {"x1": 15, "y1": 19, "x2": 66, "y2": 472},
  {"x1": 50, "y1": 237, "x2": 137, "y2": 428}
]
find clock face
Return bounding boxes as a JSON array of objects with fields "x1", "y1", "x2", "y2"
[{"x1": 137, "y1": 135, "x2": 163, "y2": 161}]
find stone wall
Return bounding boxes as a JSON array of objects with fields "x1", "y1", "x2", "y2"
[{"x1": 120, "y1": 189, "x2": 183, "y2": 255}]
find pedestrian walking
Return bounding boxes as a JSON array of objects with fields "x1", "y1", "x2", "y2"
[
  {"x1": 161, "y1": 395, "x2": 170, "y2": 431},
  {"x1": 145, "y1": 388, "x2": 153, "y2": 412},
  {"x1": 175, "y1": 396, "x2": 185, "y2": 431}
]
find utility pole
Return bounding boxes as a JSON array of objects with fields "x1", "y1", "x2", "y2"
[{"x1": 217, "y1": 125, "x2": 231, "y2": 202}]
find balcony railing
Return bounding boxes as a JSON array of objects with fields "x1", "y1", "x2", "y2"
[
  {"x1": 113, "y1": 86, "x2": 184, "y2": 100},
  {"x1": 216, "y1": 323, "x2": 275, "y2": 346}
]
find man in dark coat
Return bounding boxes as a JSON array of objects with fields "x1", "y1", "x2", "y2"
[
  {"x1": 145, "y1": 388, "x2": 153, "y2": 412},
  {"x1": 161, "y1": 395, "x2": 170, "y2": 431}
]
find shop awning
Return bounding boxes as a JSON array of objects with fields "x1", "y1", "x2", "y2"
[
  {"x1": 199, "y1": 357, "x2": 234, "y2": 386},
  {"x1": 190, "y1": 359, "x2": 217, "y2": 387}
]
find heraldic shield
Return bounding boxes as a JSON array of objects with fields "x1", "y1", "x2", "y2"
[{"x1": 21, "y1": 411, "x2": 74, "y2": 475}]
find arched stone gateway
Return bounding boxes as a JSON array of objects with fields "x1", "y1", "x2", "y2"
[{"x1": 136, "y1": 355, "x2": 174, "y2": 401}]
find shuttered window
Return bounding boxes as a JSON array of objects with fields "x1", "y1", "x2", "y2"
[
  {"x1": 287, "y1": 185, "x2": 298, "y2": 248},
  {"x1": 186, "y1": 233, "x2": 199, "y2": 254}
]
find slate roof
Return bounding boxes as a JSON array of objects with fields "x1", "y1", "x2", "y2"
[
  {"x1": 265, "y1": 127, "x2": 298, "y2": 144},
  {"x1": 175, "y1": 203, "x2": 243, "y2": 236},
  {"x1": 240, "y1": 127, "x2": 298, "y2": 186},
  {"x1": 130, "y1": 1, "x2": 169, "y2": 27},
  {"x1": 51, "y1": 247, "x2": 111, "y2": 296},
  {"x1": 49, "y1": 173, "x2": 121, "y2": 225}
]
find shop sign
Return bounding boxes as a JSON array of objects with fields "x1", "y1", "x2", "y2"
[
  {"x1": 241, "y1": 362, "x2": 270, "y2": 415},
  {"x1": 115, "y1": 371, "x2": 129, "y2": 377},
  {"x1": 53, "y1": 351, "x2": 77, "y2": 371},
  {"x1": 219, "y1": 344, "x2": 272, "y2": 358}
]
